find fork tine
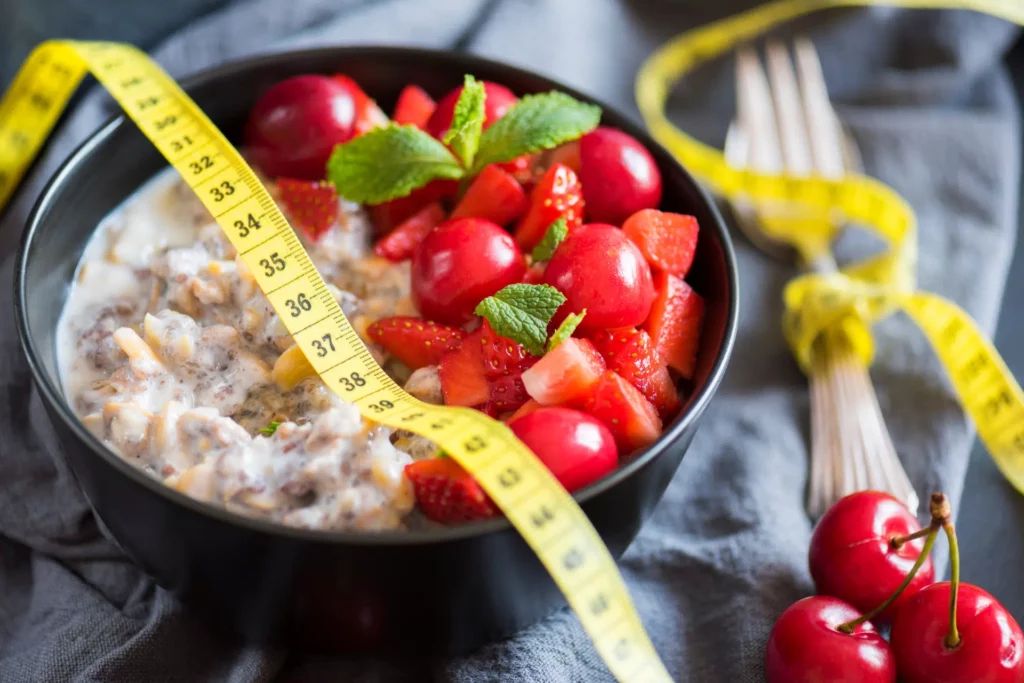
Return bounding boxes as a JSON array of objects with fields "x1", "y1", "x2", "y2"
[
  {"x1": 765, "y1": 40, "x2": 814, "y2": 177},
  {"x1": 736, "y1": 45, "x2": 783, "y2": 175},
  {"x1": 794, "y1": 38, "x2": 845, "y2": 180}
]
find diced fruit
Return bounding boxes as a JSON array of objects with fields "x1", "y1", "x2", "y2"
[
  {"x1": 480, "y1": 320, "x2": 532, "y2": 377},
  {"x1": 425, "y1": 81, "x2": 518, "y2": 140},
  {"x1": 244, "y1": 75, "x2": 359, "y2": 180},
  {"x1": 373, "y1": 202, "x2": 445, "y2": 262},
  {"x1": 366, "y1": 316, "x2": 464, "y2": 370},
  {"x1": 451, "y1": 165, "x2": 529, "y2": 226},
  {"x1": 497, "y1": 154, "x2": 540, "y2": 187},
  {"x1": 579, "y1": 127, "x2": 662, "y2": 225},
  {"x1": 507, "y1": 399, "x2": 542, "y2": 423},
  {"x1": 405, "y1": 457, "x2": 499, "y2": 524},
  {"x1": 544, "y1": 224, "x2": 655, "y2": 334},
  {"x1": 412, "y1": 217, "x2": 526, "y2": 325},
  {"x1": 276, "y1": 179, "x2": 339, "y2": 241},
  {"x1": 521, "y1": 338, "x2": 605, "y2": 406},
  {"x1": 392, "y1": 85, "x2": 436, "y2": 129},
  {"x1": 622, "y1": 209, "x2": 700, "y2": 277},
  {"x1": 644, "y1": 366, "x2": 682, "y2": 421},
  {"x1": 509, "y1": 407, "x2": 618, "y2": 492},
  {"x1": 514, "y1": 163, "x2": 584, "y2": 251},
  {"x1": 588, "y1": 328, "x2": 659, "y2": 395},
  {"x1": 331, "y1": 74, "x2": 389, "y2": 136},
  {"x1": 438, "y1": 330, "x2": 489, "y2": 407},
  {"x1": 581, "y1": 371, "x2": 662, "y2": 453},
  {"x1": 644, "y1": 272, "x2": 704, "y2": 379},
  {"x1": 486, "y1": 372, "x2": 532, "y2": 415},
  {"x1": 368, "y1": 179, "x2": 458, "y2": 235}
]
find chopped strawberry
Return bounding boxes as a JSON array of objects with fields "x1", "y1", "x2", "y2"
[
  {"x1": 622, "y1": 209, "x2": 700, "y2": 277},
  {"x1": 507, "y1": 398, "x2": 543, "y2": 423},
  {"x1": 331, "y1": 74, "x2": 389, "y2": 136},
  {"x1": 521, "y1": 338, "x2": 605, "y2": 406},
  {"x1": 547, "y1": 141, "x2": 582, "y2": 173},
  {"x1": 366, "y1": 316, "x2": 464, "y2": 370},
  {"x1": 497, "y1": 154, "x2": 540, "y2": 188},
  {"x1": 369, "y1": 179, "x2": 459, "y2": 235},
  {"x1": 644, "y1": 365, "x2": 682, "y2": 421},
  {"x1": 451, "y1": 165, "x2": 529, "y2": 226},
  {"x1": 580, "y1": 371, "x2": 662, "y2": 453},
  {"x1": 373, "y1": 202, "x2": 446, "y2": 262},
  {"x1": 644, "y1": 272, "x2": 705, "y2": 379},
  {"x1": 438, "y1": 329, "x2": 489, "y2": 407},
  {"x1": 514, "y1": 163, "x2": 584, "y2": 251},
  {"x1": 588, "y1": 328, "x2": 659, "y2": 396},
  {"x1": 522, "y1": 263, "x2": 545, "y2": 284},
  {"x1": 277, "y1": 178, "x2": 339, "y2": 242},
  {"x1": 392, "y1": 85, "x2": 436, "y2": 129},
  {"x1": 479, "y1": 320, "x2": 532, "y2": 377},
  {"x1": 486, "y1": 372, "x2": 532, "y2": 415},
  {"x1": 405, "y1": 457, "x2": 499, "y2": 524}
]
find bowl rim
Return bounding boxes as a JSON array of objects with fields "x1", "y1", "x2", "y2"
[{"x1": 15, "y1": 44, "x2": 739, "y2": 547}]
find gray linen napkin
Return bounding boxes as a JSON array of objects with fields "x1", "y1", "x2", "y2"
[{"x1": 0, "y1": 1, "x2": 1019, "y2": 681}]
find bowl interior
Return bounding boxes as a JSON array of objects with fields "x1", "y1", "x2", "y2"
[{"x1": 17, "y1": 47, "x2": 738, "y2": 541}]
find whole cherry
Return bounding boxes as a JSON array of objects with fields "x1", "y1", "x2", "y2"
[
  {"x1": 809, "y1": 490, "x2": 935, "y2": 622},
  {"x1": 765, "y1": 596, "x2": 896, "y2": 683},
  {"x1": 578, "y1": 127, "x2": 662, "y2": 225},
  {"x1": 509, "y1": 407, "x2": 618, "y2": 493}
]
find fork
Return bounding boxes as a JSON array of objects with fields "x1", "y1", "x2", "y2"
[{"x1": 723, "y1": 38, "x2": 919, "y2": 518}]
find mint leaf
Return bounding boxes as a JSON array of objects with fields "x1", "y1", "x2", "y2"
[
  {"x1": 443, "y1": 75, "x2": 485, "y2": 169},
  {"x1": 547, "y1": 310, "x2": 586, "y2": 352},
  {"x1": 474, "y1": 284, "x2": 567, "y2": 356},
  {"x1": 531, "y1": 217, "x2": 569, "y2": 262},
  {"x1": 326, "y1": 124, "x2": 464, "y2": 204},
  {"x1": 471, "y1": 92, "x2": 601, "y2": 173},
  {"x1": 259, "y1": 421, "x2": 281, "y2": 436}
]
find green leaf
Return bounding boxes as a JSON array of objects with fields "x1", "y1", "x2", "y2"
[
  {"x1": 531, "y1": 217, "x2": 569, "y2": 262},
  {"x1": 325, "y1": 124, "x2": 464, "y2": 204},
  {"x1": 259, "y1": 421, "x2": 281, "y2": 436},
  {"x1": 471, "y1": 92, "x2": 601, "y2": 173},
  {"x1": 547, "y1": 310, "x2": 586, "y2": 352},
  {"x1": 474, "y1": 284, "x2": 567, "y2": 356},
  {"x1": 443, "y1": 75, "x2": 485, "y2": 169}
]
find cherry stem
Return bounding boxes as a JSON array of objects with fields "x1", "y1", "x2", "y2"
[
  {"x1": 944, "y1": 520, "x2": 961, "y2": 649},
  {"x1": 890, "y1": 526, "x2": 932, "y2": 549}
]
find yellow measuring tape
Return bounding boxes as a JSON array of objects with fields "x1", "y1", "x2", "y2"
[
  {"x1": 637, "y1": 0, "x2": 1024, "y2": 496},
  {"x1": 0, "y1": 42, "x2": 671, "y2": 682}
]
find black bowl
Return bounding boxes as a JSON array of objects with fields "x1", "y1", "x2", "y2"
[{"x1": 15, "y1": 47, "x2": 738, "y2": 656}]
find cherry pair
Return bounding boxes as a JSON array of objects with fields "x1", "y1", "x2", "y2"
[{"x1": 766, "y1": 491, "x2": 1024, "y2": 682}]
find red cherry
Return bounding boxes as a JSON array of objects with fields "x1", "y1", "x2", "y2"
[
  {"x1": 543, "y1": 223, "x2": 655, "y2": 333},
  {"x1": 411, "y1": 217, "x2": 526, "y2": 325},
  {"x1": 890, "y1": 582, "x2": 1024, "y2": 683},
  {"x1": 425, "y1": 81, "x2": 518, "y2": 140},
  {"x1": 509, "y1": 407, "x2": 617, "y2": 492},
  {"x1": 809, "y1": 491, "x2": 935, "y2": 623},
  {"x1": 244, "y1": 75, "x2": 358, "y2": 180},
  {"x1": 765, "y1": 596, "x2": 896, "y2": 683},
  {"x1": 579, "y1": 127, "x2": 663, "y2": 225}
]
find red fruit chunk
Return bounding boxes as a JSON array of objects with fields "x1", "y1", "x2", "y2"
[
  {"x1": 579, "y1": 127, "x2": 662, "y2": 225},
  {"x1": 479, "y1": 321, "x2": 532, "y2": 377},
  {"x1": 644, "y1": 366, "x2": 682, "y2": 421},
  {"x1": 521, "y1": 337, "x2": 606, "y2": 406},
  {"x1": 496, "y1": 154, "x2": 540, "y2": 188},
  {"x1": 412, "y1": 217, "x2": 526, "y2": 325},
  {"x1": 544, "y1": 224, "x2": 655, "y2": 334},
  {"x1": 366, "y1": 316, "x2": 464, "y2": 371},
  {"x1": 486, "y1": 372, "x2": 533, "y2": 415},
  {"x1": 405, "y1": 457, "x2": 499, "y2": 524},
  {"x1": 276, "y1": 179, "x2": 339, "y2": 242},
  {"x1": 547, "y1": 141, "x2": 581, "y2": 173},
  {"x1": 588, "y1": 328, "x2": 659, "y2": 395},
  {"x1": 622, "y1": 209, "x2": 700, "y2": 277},
  {"x1": 373, "y1": 202, "x2": 446, "y2": 262},
  {"x1": 392, "y1": 85, "x2": 436, "y2": 129},
  {"x1": 330, "y1": 74, "x2": 388, "y2": 136},
  {"x1": 809, "y1": 491, "x2": 935, "y2": 623},
  {"x1": 507, "y1": 399, "x2": 542, "y2": 423},
  {"x1": 438, "y1": 330, "x2": 489, "y2": 407},
  {"x1": 510, "y1": 407, "x2": 618, "y2": 492},
  {"x1": 368, "y1": 179, "x2": 458, "y2": 235},
  {"x1": 451, "y1": 165, "x2": 529, "y2": 226},
  {"x1": 891, "y1": 582, "x2": 1024, "y2": 683},
  {"x1": 581, "y1": 371, "x2": 662, "y2": 453},
  {"x1": 765, "y1": 596, "x2": 896, "y2": 683},
  {"x1": 425, "y1": 81, "x2": 518, "y2": 140},
  {"x1": 514, "y1": 163, "x2": 584, "y2": 251},
  {"x1": 644, "y1": 271, "x2": 704, "y2": 379}
]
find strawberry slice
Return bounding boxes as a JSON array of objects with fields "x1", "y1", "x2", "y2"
[
  {"x1": 451, "y1": 165, "x2": 529, "y2": 226},
  {"x1": 485, "y1": 372, "x2": 533, "y2": 415},
  {"x1": 392, "y1": 85, "x2": 436, "y2": 129},
  {"x1": 514, "y1": 163, "x2": 584, "y2": 251},
  {"x1": 479, "y1": 320, "x2": 532, "y2": 377},
  {"x1": 366, "y1": 316, "x2": 464, "y2": 370},
  {"x1": 373, "y1": 202, "x2": 446, "y2": 262},
  {"x1": 438, "y1": 329, "x2": 489, "y2": 407},
  {"x1": 369, "y1": 179, "x2": 459, "y2": 235},
  {"x1": 644, "y1": 272, "x2": 705, "y2": 379},
  {"x1": 580, "y1": 370, "x2": 663, "y2": 453},
  {"x1": 588, "y1": 328, "x2": 660, "y2": 396},
  {"x1": 521, "y1": 337, "x2": 605, "y2": 406},
  {"x1": 644, "y1": 365, "x2": 682, "y2": 421},
  {"x1": 622, "y1": 209, "x2": 700, "y2": 277},
  {"x1": 405, "y1": 457, "x2": 499, "y2": 524},
  {"x1": 331, "y1": 74, "x2": 389, "y2": 136},
  {"x1": 507, "y1": 398, "x2": 542, "y2": 423},
  {"x1": 277, "y1": 178, "x2": 339, "y2": 242}
]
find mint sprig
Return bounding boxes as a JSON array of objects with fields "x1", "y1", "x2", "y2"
[
  {"x1": 325, "y1": 124, "x2": 463, "y2": 204},
  {"x1": 443, "y1": 75, "x2": 485, "y2": 169},
  {"x1": 259, "y1": 421, "x2": 281, "y2": 436},
  {"x1": 471, "y1": 92, "x2": 601, "y2": 174},
  {"x1": 547, "y1": 310, "x2": 586, "y2": 352},
  {"x1": 531, "y1": 217, "x2": 569, "y2": 262},
  {"x1": 474, "y1": 284, "x2": 566, "y2": 356}
]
